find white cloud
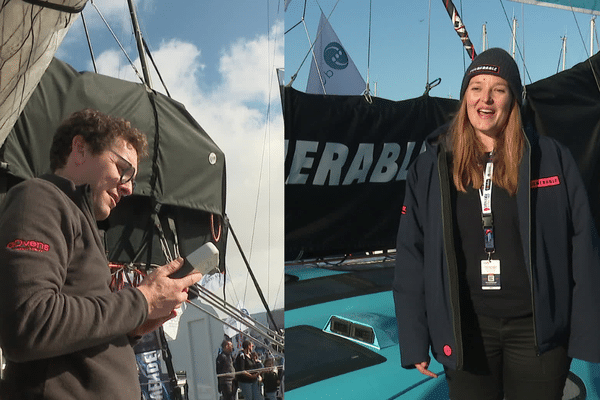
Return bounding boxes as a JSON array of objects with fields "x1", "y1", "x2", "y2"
[
  {"x1": 218, "y1": 23, "x2": 285, "y2": 104},
  {"x1": 94, "y1": 20, "x2": 285, "y2": 314},
  {"x1": 94, "y1": 48, "x2": 128, "y2": 77}
]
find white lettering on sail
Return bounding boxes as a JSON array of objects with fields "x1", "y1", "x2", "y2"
[
  {"x1": 371, "y1": 143, "x2": 401, "y2": 183},
  {"x1": 395, "y1": 141, "x2": 415, "y2": 181},
  {"x1": 286, "y1": 140, "x2": 422, "y2": 186},
  {"x1": 287, "y1": 140, "x2": 319, "y2": 184},
  {"x1": 313, "y1": 142, "x2": 349, "y2": 185},
  {"x1": 343, "y1": 143, "x2": 374, "y2": 185}
]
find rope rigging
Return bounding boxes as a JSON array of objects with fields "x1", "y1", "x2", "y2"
[
  {"x1": 497, "y1": 0, "x2": 600, "y2": 97},
  {"x1": 83, "y1": 0, "x2": 172, "y2": 96},
  {"x1": 498, "y1": 0, "x2": 532, "y2": 99},
  {"x1": 87, "y1": 0, "x2": 145, "y2": 84},
  {"x1": 362, "y1": 0, "x2": 373, "y2": 103},
  {"x1": 497, "y1": 0, "x2": 600, "y2": 96},
  {"x1": 284, "y1": 0, "x2": 341, "y2": 88},
  {"x1": 80, "y1": 0, "x2": 283, "y2": 332},
  {"x1": 567, "y1": 5, "x2": 600, "y2": 94},
  {"x1": 80, "y1": 12, "x2": 97, "y2": 73}
]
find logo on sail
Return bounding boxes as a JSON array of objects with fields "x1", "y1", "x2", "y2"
[
  {"x1": 323, "y1": 42, "x2": 349, "y2": 70},
  {"x1": 305, "y1": 11, "x2": 365, "y2": 95}
]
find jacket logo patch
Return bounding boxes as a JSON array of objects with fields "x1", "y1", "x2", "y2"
[
  {"x1": 6, "y1": 239, "x2": 50, "y2": 252},
  {"x1": 531, "y1": 176, "x2": 560, "y2": 189},
  {"x1": 401, "y1": 205, "x2": 407, "y2": 215}
]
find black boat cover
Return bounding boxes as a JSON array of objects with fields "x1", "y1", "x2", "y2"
[{"x1": 285, "y1": 51, "x2": 600, "y2": 260}]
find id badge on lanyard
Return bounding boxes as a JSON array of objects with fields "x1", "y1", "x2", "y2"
[{"x1": 479, "y1": 155, "x2": 500, "y2": 290}]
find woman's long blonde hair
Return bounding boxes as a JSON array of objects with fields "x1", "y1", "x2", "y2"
[{"x1": 448, "y1": 98, "x2": 524, "y2": 195}]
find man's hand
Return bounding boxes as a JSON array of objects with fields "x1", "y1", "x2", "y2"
[
  {"x1": 415, "y1": 361, "x2": 438, "y2": 378},
  {"x1": 136, "y1": 258, "x2": 203, "y2": 320}
]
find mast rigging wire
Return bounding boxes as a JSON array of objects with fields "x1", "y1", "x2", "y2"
[
  {"x1": 498, "y1": 0, "x2": 600, "y2": 95},
  {"x1": 557, "y1": 37, "x2": 566, "y2": 73},
  {"x1": 240, "y1": 0, "x2": 283, "y2": 312},
  {"x1": 498, "y1": 0, "x2": 532, "y2": 84},
  {"x1": 570, "y1": 6, "x2": 589, "y2": 55},
  {"x1": 310, "y1": 0, "x2": 330, "y2": 93},
  {"x1": 127, "y1": 0, "x2": 152, "y2": 88},
  {"x1": 424, "y1": 0, "x2": 442, "y2": 95},
  {"x1": 142, "y1": 38, "x2": 172, "y2": 98},
  {"x1": 567, "y1": 5, "x2": 600, "y2": 93},
  {"x1": 124, "y1": 0, "x2": 172, "y2": 97},
  {"x1": 284, "y1": 0, "x2": 341, "y2": 88},
  {"x1": 363, "y1": 0, "x2": 373, "y2": 102},
  {"x1": 88, "y1": 0, "x2": 145, "y2": 84},
  {"x1": 426, "y1": 0, "x2": 432, "y2": 91},
  {"x1": 521, "y1": 3, "x2": 525, "y2": 90},
  {"x1": 229, "y1": 218, "x2": 279, "y2": 331},
  {"x1": 80, "y1": 12, "x2": 97, "y2": 73},
  {"x1": 245, "y1": 0, "x2": 273, "y2": 303},
  {"x1": 460, "y1": 0, "x2": 466, "y2": 70},
  {"x1": 88, "y1": 0, "x2": 282, "y2": 326},
  {"x1": 111, "y1": 263, "x2": 283, "y2": 357},
  {"x1": 190, "y1": 282, "x2": 284, "y2": 346}
]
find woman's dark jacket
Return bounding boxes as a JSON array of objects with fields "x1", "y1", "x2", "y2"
[{"x1": 393, "y1": 123, "x2": 600, "y2": 370}]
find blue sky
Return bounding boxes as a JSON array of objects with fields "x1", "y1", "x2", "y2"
[
  {"x1": 285, "y1": 0, "x2": 600, "y2": 101},
  {"x1": 57, "y1": 0, "x2": 285, "y2": 314}
]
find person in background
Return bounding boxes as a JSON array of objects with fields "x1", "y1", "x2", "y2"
[
  {"x1": 235, "y1": 340, "x2": 262, "y2": 400},
  {"x1": 0, "y1": 109, "x2": 203, "y2": 400},
  {"x1": 216, "y1": 339, "x2": 237, "y2": 400},
  {"x1": 261, "y1": 357, "x2": 280, "y2": 400},
  {"x1": 251, "y1": 351, "x2": 264, "y2": 397},
  {"x1": 393, "y1": 48, "x2": 600, "y2": 399}
]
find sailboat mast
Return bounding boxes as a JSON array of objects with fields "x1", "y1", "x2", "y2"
[
  {"x1": 562, "y1": 35, "x2": 567, "y2": 71},
  {"x1": 127, "y1": 0, "x2": 153, "y2": 88},
  {"x1": 591, "y1": 16, "x2": 596, "y2": 57},
  {"x1": 441, "y1": 0, "x2": 476, "y2": 60},
  {"x1": 511, "y1": 17, "x2": 518, "y2": 59},
  {"x1": 482, "y1": 23, "x2": 488, "y2": 52}
]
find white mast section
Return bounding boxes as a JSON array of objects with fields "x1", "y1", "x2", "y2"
[
  {"x1": 482, "y1": 23, "x2": 488, "y2": 52},
  {"x1": 511, "y1": 17, "x2": 518, "y2": 58},
  {"x1": 127, "y1": 0, "x2": 152, "y2": 89},
  {"x1": 562, "y1": 35, "x2": 568, "y2": 70}
]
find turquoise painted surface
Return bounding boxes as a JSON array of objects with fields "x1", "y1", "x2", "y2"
[
  {"x1": 510, "y1": 0, "x2": 600, "y2": 14},
  {"x1": 286, "y1": 290, "x2": 600, "y2": 399}
]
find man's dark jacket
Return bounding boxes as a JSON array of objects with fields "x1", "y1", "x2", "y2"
[
  {"x1": 216, "y1": 350, "x2": 235, "y2": 384},
  {"x1": 0, "y1": 175, "x2": 148, "y2": 399}
]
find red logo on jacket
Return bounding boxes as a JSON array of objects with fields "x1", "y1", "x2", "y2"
[
  {"x1": 6, "y1": 239, "x2": 50, "y2": 252},
  {"x1": 531, "y1": 176, "x2": 560, "y2": 189}
]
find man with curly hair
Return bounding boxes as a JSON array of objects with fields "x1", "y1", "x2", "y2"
[{"x1": 0, "y1": 109, "x2": 202, "y2": 399}]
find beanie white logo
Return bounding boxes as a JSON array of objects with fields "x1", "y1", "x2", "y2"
[{"x1": 469, "y1": 65, "x2": 500, "y2": 75}]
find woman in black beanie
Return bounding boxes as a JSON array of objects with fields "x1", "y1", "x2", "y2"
[{"x1": 393, "y1": 47, "x2": 600, "y2": 399}]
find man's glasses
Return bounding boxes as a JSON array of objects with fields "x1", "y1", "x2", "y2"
[{"x1": 109, "y1": 150, "x2": 136, "y2": 191}]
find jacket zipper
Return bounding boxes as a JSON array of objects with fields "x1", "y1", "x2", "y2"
[
  {"x1": 437, "y1": 146, "x2": 464, "y2": 369},
  {"x1": 523, "y1": 131, "x2": 540, "y2": 355}
]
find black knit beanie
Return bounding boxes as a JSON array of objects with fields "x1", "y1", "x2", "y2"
[{"x1": 460, "y1": 47, "x2": 522, "y2": 105}]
